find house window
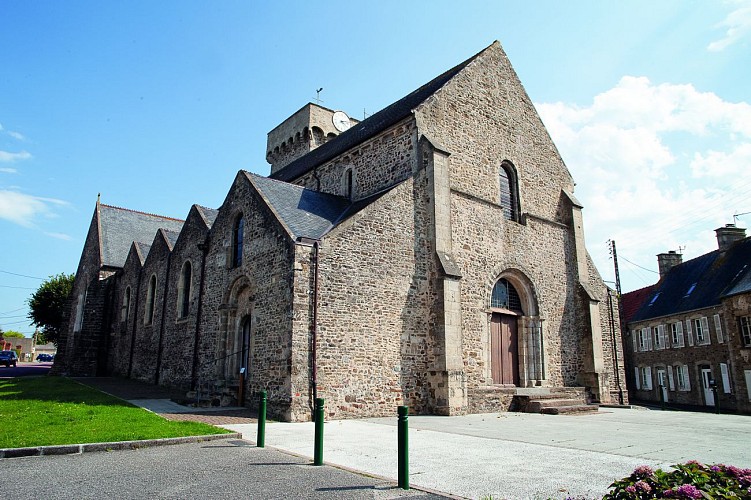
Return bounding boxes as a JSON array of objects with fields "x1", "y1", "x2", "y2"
[
  {"x1": 499, "y1": 161, "x2": 520, "y2": 222},
  {"x1": 675, "y1": 365, "x2": 691, "y2": 391},
  {"x1": 653, "y1": 325, "x2": 666, "y2": 350},
  {"x1": 740, "y1": 316, "x2": 751, "y2": 347},
  {"x1": 490, "y1": 278, "x2": 522, "y2": 311},
  {"x1": 121, "y1": 287, "x2": 131, "y2": 325},
  {"x1": 694, "y1": 317, "x2": 710, "y2": 345},
  {"x1": 177, "y1": 261, "x2": 192, "y2": 319},
  {"x1": 145, "y1": 274, "x2": 157, "y2": 325},
  {"x1": 670, "y1": 321, "x2": 684, "y2": 347},
  {"x1": 640, "y1": 366, "x2": 653, "y2": 390},
  {"x1": 73, "y1": 287, "x2": 88, "y2": 333},
  {"x1": 232, "y1": 214, "x2": 244, "y2": 268},
  {"x1": 638, "y1": 328, "x2": 652, "y2": 351}
]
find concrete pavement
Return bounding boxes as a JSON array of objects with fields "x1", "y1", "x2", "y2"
[{"x1": 223, "y1": 407, "x2": 751, "y2": 499}]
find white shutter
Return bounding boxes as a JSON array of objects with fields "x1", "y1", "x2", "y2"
[
  {"x1": 683, "y1": 365, "x2": 691, "y2": 391},
  {"x1": 701, "y1": 317, "x2": 710, "y2": 344},
  {"x1": 658, "y1": 325, "x2": 666, "y2": 349},
  {"x1": 686, "y1": 320, "x2": 694, "y2": 346},
  {"x1": 676, "y1": 322, "x2": 685, "y2": 347},
  {"x1": 714, "y1": 314, "x2": 724, "y2": 343},
  {"x1": 720, "y1": 363, "x2": 731, "y2": 393},
  {"x1": 645, "y1": 368, "x2": 653, "y2": 390},
  {"x1": 745, "y1": 370, "x2": 751, "y2": 402},
  {"x1": 646, "y1": 328, "x2": 653, "y2": 350},
  {"x1": 633, "y1": 331, "x2": 638, "y2": 352},
  {"x1": 635, "y1": 367, "x2": 641, "y2": 389},
  {"x1": 667, "y1": 365, "x2": 675, "y2": 391}
]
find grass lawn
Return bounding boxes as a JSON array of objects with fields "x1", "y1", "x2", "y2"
[{"x1": 0, "y1": 377, "x2": 230, "y2": 449}]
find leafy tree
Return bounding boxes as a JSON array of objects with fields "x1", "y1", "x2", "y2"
[
  {"x1": 28, "y1": 273, "x2": 75, "y2": 347},
  {"x1": 1, "y1": 330, "x2": 25, "y2": 338}
]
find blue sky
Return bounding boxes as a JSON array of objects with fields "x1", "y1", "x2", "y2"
[{"x1": 1, "y1": 1, "x2": 750, "y2": 335}]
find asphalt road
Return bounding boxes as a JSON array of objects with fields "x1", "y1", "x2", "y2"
[
  {"x1": 0, "y1": 440, "x2": 448, "y2": 499},
  {"x1": 0, "y1": 360, "x2": 51, "y2": 378}
]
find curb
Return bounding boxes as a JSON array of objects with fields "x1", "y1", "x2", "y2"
[{"x1": 0, "y1": 432, "x2": 242, "y2": 459}]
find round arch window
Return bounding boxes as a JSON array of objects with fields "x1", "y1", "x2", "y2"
[{"x1": 491, "y1": 278, "x2": 522, "y2": 312}]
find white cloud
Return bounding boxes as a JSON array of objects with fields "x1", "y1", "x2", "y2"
[
  {"x1": 0, "y1": 150, "x2": 32, "y2": 163},
  {"x1": 0, "y1": 190, "x2": 69, "y2": 227},
  {"x1": 8, "y1": 131, "x2": 26, "y2": 141},
  {"x1": 0, "y1": 168, "x2": 18, "y2": 174},
  {"x1": 537, "y1": 76, "x2": 751, "y2": 291},
  {"x1": 45, "y1": 232, "x2": 73, "y2": 241},
  {"x1": 708, "y1": 1, "x2": 751, "y2": 51}
]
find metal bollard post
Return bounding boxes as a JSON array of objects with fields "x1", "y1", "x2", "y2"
[
  {"x1": 659, "y1": 384, "x2": 665, "y2": 410},
  {"x1": 398, "y1": 405, "x2": 409, "y2": 490},
  {"x1": 257, "y1": 390, "x2": 267, "y2": 447},
  {"x1": 314, "y1": 397, "x2": 324, "y2": 466}
]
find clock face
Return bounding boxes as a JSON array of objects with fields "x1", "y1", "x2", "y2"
[{"x1": 332, "y1": 111, "x2": 351, "y2": 132}]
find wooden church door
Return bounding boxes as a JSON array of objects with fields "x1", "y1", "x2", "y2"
[{"x1": 491, "y1": 313, "x2": 519, "y2": 385}]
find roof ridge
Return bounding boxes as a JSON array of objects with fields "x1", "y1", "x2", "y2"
[{"x1": 100, "y1": 203, "x2": 184, "y2": 222}]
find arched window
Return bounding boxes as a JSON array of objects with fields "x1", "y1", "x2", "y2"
[
  {"x1": 145, "y1": 274, "x2": 157, "y2": 325},
  {"x1": 177, "y1": 262, "x2": 192, "y2": 319},
  {"x1": 491, "y1": 278, "x2": 522, "y2": 312},
  {"x1": 121, "y1": 286, "x2": 131, "y2": 324},
  {"x1": 343, "y1": 168, "x2": 353, "y2": 200},
  {"x1": 232, "y1": 215, "x2": 244, "y2": 268},
  {"x1": 499, "y1": 161, "x2": 520, "y2": 222}
]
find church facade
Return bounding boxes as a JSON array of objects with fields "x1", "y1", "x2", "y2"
[{"x1": 55, "y1": 41, "x2": 627, "y2": 421}]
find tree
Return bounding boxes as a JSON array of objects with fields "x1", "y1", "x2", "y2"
[
  {"x1": 28, "y1": 273, "x2": 75, "y2": 346},
  {"x1": 1, "y1": 330, "x2": 25, "y2": 338}
]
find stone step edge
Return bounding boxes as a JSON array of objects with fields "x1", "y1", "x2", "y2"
[
  {"x1": 540, "y1": 405, "x2": 600, "y2": 415},
  {"x1": 0, "y1": 432, "x2": 241, "y2": 459}
]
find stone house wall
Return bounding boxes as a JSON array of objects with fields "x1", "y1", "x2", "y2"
[
  {"x1": 107, "y1": 247, "x2": 144, "y2": 378},
  {"x1": 626, "y1": 306, "x2": 736, "y2": 409},
  {"x1": 722, "y1": 293, "x2": 751, "y2": 413}
]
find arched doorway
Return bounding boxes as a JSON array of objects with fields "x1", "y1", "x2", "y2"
[
  {"x1": 490, "y1": 278, "x2": 522, "y2": 385},
  {"x1": 488, "y1": 272, "x2": 545, "y2": 387}
]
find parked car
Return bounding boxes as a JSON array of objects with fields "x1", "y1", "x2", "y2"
[
  {"x1": 36, "y1": 353, "x2": 53, "y2": 362},
  {"x1": 0, "y1": 350, "x2": 19, "y2": 367}
]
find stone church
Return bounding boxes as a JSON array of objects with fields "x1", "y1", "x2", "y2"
[{"x1": 55, "y1": 41, "x2": 628, "y2": 421}]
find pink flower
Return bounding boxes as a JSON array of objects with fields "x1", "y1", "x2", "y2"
[
  {"x1": 633, "y1": 465, "x2": 654, "y2": 477},
  {"x1": 625, "y1": 485, "x2": 636, "y2": 494},
  {"x1": 685, "y1": 460, "x2": 705, "y2": 469},
  {"x1": 635, "y1": 481, "x2": 652, "y2": 493},
  {"x1": 676, "y1": 484, "x2": 702, "y2": 499}
]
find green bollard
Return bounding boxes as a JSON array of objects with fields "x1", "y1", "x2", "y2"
[
  {"x1": 398, "y1": 405, "x2": 409, "y2": 490},
  {"x1": 257, "y1": 390, "x2": 267, "y2": 448},
  {"x1": 314, "y1": 397, "x2": 324, "y2": 466}
]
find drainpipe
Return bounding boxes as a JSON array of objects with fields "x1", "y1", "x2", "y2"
[
  {"x1": 127, "y1": 269, "x2": 144, "y2": 378},
  {"x1": 154, "y1": 251, "x2": 172, "y2": 384},
  {"x1": 608, "y1": 289, "x2": 624, "y2": 404},
  {"x1": 311, "y1": 241, "x2": 320, "y2": 407},
  {"x1": 191, "y1": 237, "x2": 210, "y2": 391}
]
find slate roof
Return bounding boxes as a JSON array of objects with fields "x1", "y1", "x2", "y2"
[
  {"x1": 162, "y1": 229, "x2": 180, "y2": 249},
  {"x1": 269, "y1": 43, "x2": 491, "y2": 183},
  {"x1": 246, "y1": 172, "x2": 393, "y2": 240},
  {"x1": 98, "y1": 204, "x2": 184, "y2": 269},
  {"x1": 629, "y1": 237, "x2": 751, "y2": 323},
  {"x1": 195, "y1": 205, "x2": 219, "y2": 228}
]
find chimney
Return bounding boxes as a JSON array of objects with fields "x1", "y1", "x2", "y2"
[
  {"x1": 715, "y1": 224, "x2": 746, "y2": 252},
  {"x1": 657, "y1": 250, "x2": 683, "y2": 278}
]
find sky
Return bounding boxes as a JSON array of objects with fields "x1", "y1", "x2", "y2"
[{"x1": 1, "y1": 1, "x2": 750, "y2": 336}]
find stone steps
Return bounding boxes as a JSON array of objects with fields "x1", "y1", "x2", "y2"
[{"x1": 514, "y1": 388, "x2": 598, "y2": 415}]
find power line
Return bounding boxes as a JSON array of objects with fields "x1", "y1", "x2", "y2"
[
  {"x1": 0, "y1": 307, "x2": 26, "y2": 315},
  {"x1": 0, "y1": 314, "x2": 27, "y2": 319},
  {"x1": 0, "y1": 285, "x2": 36, "y2": 290},
  {"x1": 619, "y1": 255, "x2": 659, "y2": 274},
  {"x1": 0, "y1": 269, "x2": 44, "y2": 280}
]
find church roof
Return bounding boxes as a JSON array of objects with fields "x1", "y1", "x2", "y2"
[
  {"x1": 629, "y1": 237, "x2": 751, "y2": 323},
  {"x1": 195, "y1": 205, "x2": 219, "y2": 228},
  {"x1": 98, "y1": 204, "x2": 184, "y2": 269},
  {"x1": 246, "y1": 173, "x2": 350, "y2": 239},
  {"x1": 269, "y1": 42, "x2": 492, "y2": 183}
]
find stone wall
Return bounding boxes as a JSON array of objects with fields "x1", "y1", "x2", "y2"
[
  {"x1": 723, "y1": 292, "x2": 751, "y2": 413},
  {"x1": 197, "y1": 173, "x2": 296, "y2": 420}
]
